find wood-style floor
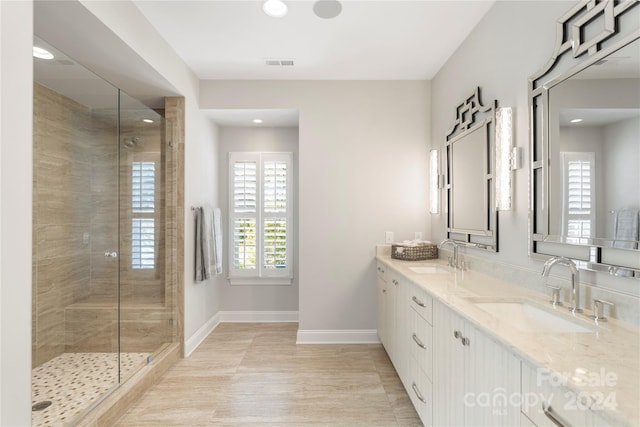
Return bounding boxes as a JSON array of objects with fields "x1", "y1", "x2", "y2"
[{"x1": 115, "y1": 323, "x2": 422, "y2": 426}]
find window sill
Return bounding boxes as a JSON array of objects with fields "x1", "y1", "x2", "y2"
[{"x1": 228, "y1": 277, "x2": 293, "y2": 286}]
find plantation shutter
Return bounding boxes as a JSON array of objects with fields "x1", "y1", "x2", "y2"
[
  {"x1": 132, "y1": 161, "x2": 156, "y2": 269},
  {"x1": 232, "y1": 158, "x2": 258, "y2": 270},
  {"x1": 561, "y1": 152, "x2": 595, "y2": 243},
  {"x1": 229, "y1": 152, "x2": 293, "y2": 284}
]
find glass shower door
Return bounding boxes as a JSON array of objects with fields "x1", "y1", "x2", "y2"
[
  {"x1": 117, "y1": 92, "x2": 171, "y2": 379},
  {"x1": 32, "y1": 37, "x2": 121, "y2": 425}
]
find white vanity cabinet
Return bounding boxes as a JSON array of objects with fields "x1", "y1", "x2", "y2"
[{"x1": 433, "y1": 300, "x2": 521, "y2": 427}]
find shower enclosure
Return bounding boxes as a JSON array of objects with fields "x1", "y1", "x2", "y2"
[{"x1": 32, "y1": 37, "x2": 178, "y2": 426}]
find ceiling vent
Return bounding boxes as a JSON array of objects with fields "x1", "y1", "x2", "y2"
[{"x1": 265, "y1": 59, "x2": 295, "y2": 67}]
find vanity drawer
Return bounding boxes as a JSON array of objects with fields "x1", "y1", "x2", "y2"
[
  {"x1": 409, "y1": 306, "x2": 433, "y2": 379},
  {"x1": 521, "y1": 362, "x2": 591, "y2": 427},
  {"x1": 409, "y1": 359, "x2": 433, "y2": 426},
  {"x1": 407, "y1": 283, "x2": 433, "y2": 325}
]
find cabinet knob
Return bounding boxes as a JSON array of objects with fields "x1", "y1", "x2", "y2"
[
  {"x1": 461, "y1": 337, "x2": 470, "y2": 346},
  {"x1": 453, "y1": 330, "x2": 461, "y2": 339}
]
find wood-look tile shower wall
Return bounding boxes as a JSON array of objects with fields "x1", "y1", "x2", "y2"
[{"x1": 32, "y1": 84, "x2": 172, "y2": 368}]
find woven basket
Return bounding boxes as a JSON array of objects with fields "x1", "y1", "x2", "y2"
[{"x1": 391, "y1": 244, "x2": 438, "y2": 261}]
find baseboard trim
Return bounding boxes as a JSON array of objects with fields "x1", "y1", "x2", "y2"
[
  {"x1": 296, "y1": 329, "x2": 380, "y2": 344},
  {"x1": 220, "y1": 310, "x2": 299, "y2": 323},
  {"x1": 184, "y1": 312, "x2": 221, "y2": 357}
]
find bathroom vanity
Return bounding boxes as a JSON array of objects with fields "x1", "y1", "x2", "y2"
[{"x1": 376, "y1": 247, "x2": 639, "y2": 427}]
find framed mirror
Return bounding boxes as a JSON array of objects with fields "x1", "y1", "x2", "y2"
[
  {"x1": 446, "y1": 87, "x2": 499, "y2": 251},
  {"x1": 529, "y1": 0, "x2": 640, "y2": 276}
]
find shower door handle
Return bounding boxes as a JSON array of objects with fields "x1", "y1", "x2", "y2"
[{"x1": 104, "y1": 251, "x2": 118, "y2": 258}]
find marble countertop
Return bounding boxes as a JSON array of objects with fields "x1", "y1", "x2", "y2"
[{"x1": 376, "y1": 252, "x2": 640, "y2": 427}]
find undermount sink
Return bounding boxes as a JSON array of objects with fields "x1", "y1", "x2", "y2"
[
  {"x1": 469, "y1": 299, "x2": 595, "y2": 333},
  {"x1": 408, "y1": 266, "x2": 450, "y2": 274}
]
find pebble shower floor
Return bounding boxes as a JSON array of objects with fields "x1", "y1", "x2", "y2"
[{"x1": 32, "y1": 352, "x2": 148, "y2": 426}]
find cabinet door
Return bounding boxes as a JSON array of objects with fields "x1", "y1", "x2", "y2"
[
  {"x1": 376, "y1": 273, "x2": 388, "y2": 348},
  {"x1": 433, "y1": 301, "x2": 521, "y2": 426},
  {"x1": 464, "y1": 322, "x2": 520, "y2": 426},
  {"x1": 433, "y1": 302, "x2": 466, "y2": 426},
  {"x1": 386, "y1": 272, "x2": 401, "y2": 367}
]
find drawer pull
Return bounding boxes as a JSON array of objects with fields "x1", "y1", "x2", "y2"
[
  {"x1": 412, "y1": 296, "x2": 426, "y2": 307},
  {"x1": 542, "y1": 402, "x2": 569, "y2": 427},
  {"x1": 411, "y1": 382, "x2": 426, "y2": 404},
  {"x1": 412, "y1": 333, "x2": 426, "y2": 349}
]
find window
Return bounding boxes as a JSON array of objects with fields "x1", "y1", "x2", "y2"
[
  {"x1": 561, "y1": 152, "x2": 595, "y2": 245},
  {"x1": 229, "y1": 152, "x2": 293, "y2": 284},
  {"x1": 132, "y1": 161, "x2": 156, "y2": 269}
]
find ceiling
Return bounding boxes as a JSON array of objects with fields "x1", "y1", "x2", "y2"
[
  {"x1": 134, "y1": 0, "x2": 495, "y2": 127},
  {"x1": 133, "y1": 0, "x2": 496, "y2": 81}
]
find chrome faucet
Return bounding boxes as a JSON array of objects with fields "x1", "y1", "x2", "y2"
[
  {"x1": 541, "y1": 256, "x2": 582, "y2": 313},
  {"x1": 438, "y1": 239, "x2": 459, "y2": 269}
]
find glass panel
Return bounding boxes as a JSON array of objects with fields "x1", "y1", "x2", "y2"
[
  {"x1": 233, "y1": 161, "x2": 257, "y2": 213},
  {"x1": 263, "y1": 218, "x2": 287, "y2": 269},
  {"x1": 118, "y1": 90, "x2": 169, "y2": 374},
  {"x1": 234, "y1": 218, "x2": 257, "y2": 269},
  {"x1": 32, "y1": 37, "x2": 120, "y2": 426},
  {"x1": 263, "y1": 161, "x2": 287, "y2": 213}
]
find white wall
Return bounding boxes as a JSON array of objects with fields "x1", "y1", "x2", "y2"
[
  {"x1": 603, "y1": 116, "x2": 640, "y2": 235},
  {"x1": 430, "y1": 1, "x2": 640, "y2": 299},
  {"x1": 218, "y1": 126, "x2": 300, "y2": 312},
  {"x1": 201, "y1": 81, "x2": 430, "y2": 332},
  {"x1": 0, "y1": 1, "x2": 33, "y2": 424}
]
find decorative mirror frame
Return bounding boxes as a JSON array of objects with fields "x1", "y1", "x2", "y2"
[
  {"x1": 446, "y1": 86, "x2": 499, "y2": 251},
  {"x1": 529, "y1": 0, "x2": 640, "y2": 273}
]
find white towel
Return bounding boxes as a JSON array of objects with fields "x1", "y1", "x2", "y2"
[
  {"x1": 613, "y1": 209, "x2": 639, "y2": 249},
  {"x1": 195, "y1": 206, "x2": 223, "y2": 281}
]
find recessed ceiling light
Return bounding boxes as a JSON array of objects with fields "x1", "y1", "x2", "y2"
[
  {"x1": 143, "y1": 119, "x2": 154, "y2": 123},
  {"x1": 570, "y1": 118, "x2": 583, "y2": 123},
  {"x1": 33, "y1": 46, "x2": 54, "y2": 60},
  {"x1": 263, "y1": 0, "x2": 288, "y2": 18},
  {"x1": 253, "y1": 119, "x2": 263, "y2": 124}
]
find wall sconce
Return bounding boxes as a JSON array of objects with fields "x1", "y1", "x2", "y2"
[
  {"x1": 430, "y1": 149, "x2": 440, "y2": 214},
  {"x1": 495, "y1": 107, "x2": 516, "y2": 211}
]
